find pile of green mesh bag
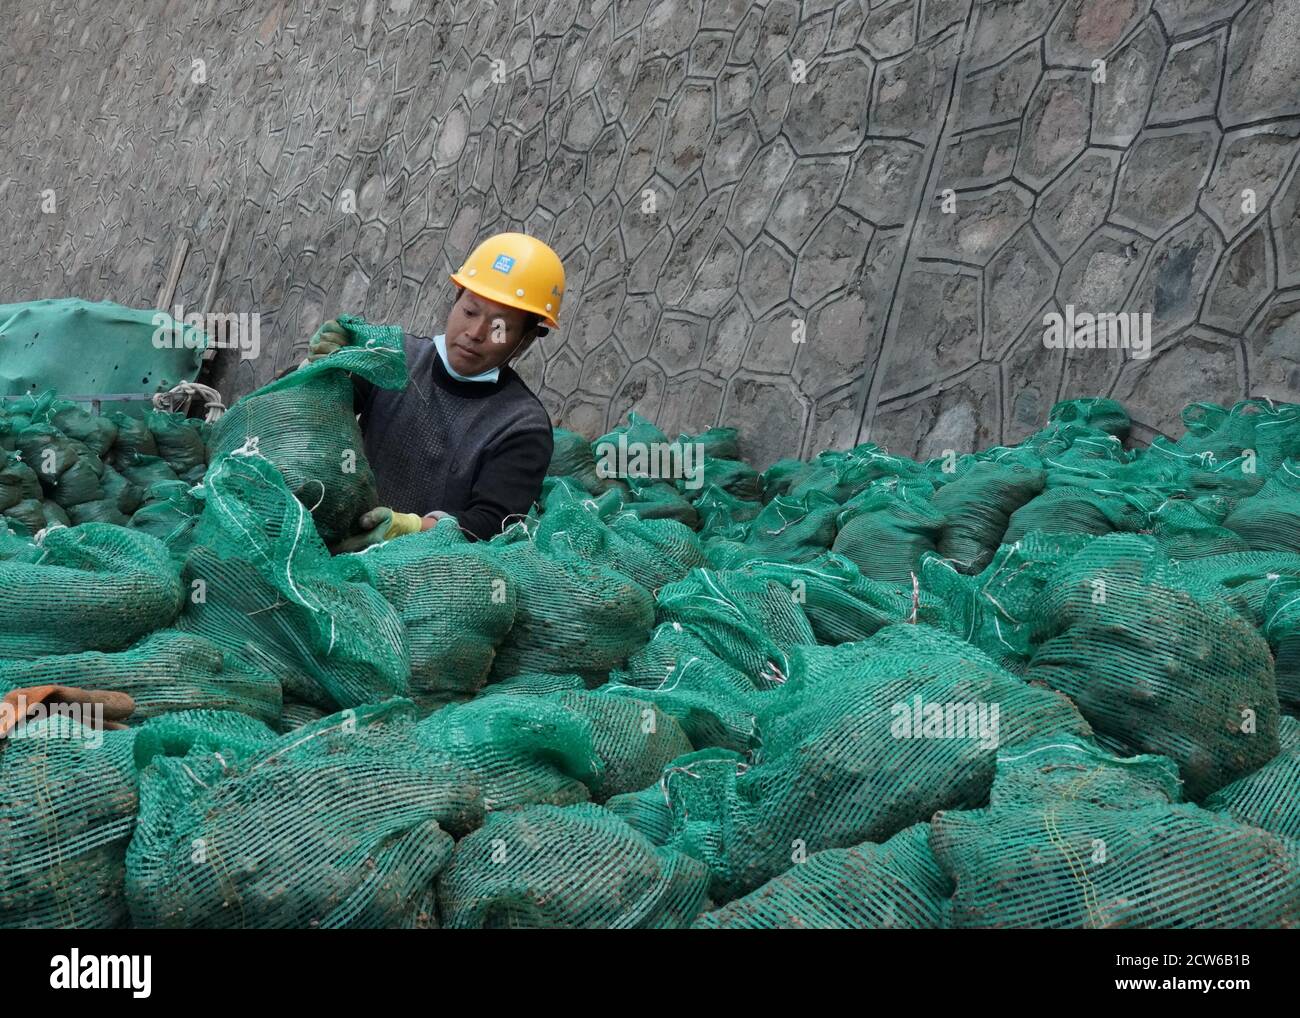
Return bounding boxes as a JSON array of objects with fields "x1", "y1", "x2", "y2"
[
  {"x1": 4, "y1": 324, "x2": 1300, "y2": 930},
  {"x1": 1, "y1": 390, "x2": 211, "y2": 533}
]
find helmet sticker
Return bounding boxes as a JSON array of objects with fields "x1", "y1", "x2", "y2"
[{"x1": 492, "y1": 254, "x2": 515, "y2": 273}]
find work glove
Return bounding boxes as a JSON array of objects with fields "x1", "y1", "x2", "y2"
[
  {"x1": 306, "y1": 319, "x2": 351, "y2": 362},
  {"x1": 333, "y1": 507, "x2": 425, "y2": 553}
]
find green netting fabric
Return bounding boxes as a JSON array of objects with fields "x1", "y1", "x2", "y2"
[
  {"x1": 697, "y1": 457, "x2": 762, "y2": 501},
  {"x1": 736, "y1": 554, "x2": 939, "y2": 644},
  {"x1": 488, "y1": 541, "x2": 654, "y2": 683},
  {"x1": 1048, "y1": 397, "x2": 1132, "y2": 439},
  {"x1": 930, "y1": 461, "x2": 1046, "y2": 572},
  {"x1": 532, "y1": 489, "x2": 706, "y2": 593},
  {"x1": 665, "y1": 625, "x2": 1090, "y2": 901},
  {"x1": 0, "y1": 629, "x2": 281, "y2": 724},
  {"x1": 1002, "y1": 485, "x2": 1144, "y2": 543},
  {"x1": 1025, "y1": 534, "x2": 1279, "y2": 799},
  {"x1": 605, "y1": 787, "x2": 675, "y2": 845},
  {"x1": 416, "y1": 694, "x2": 602, "y2": 809},
  {"x1": 175, "y1": 451, "x2": 410, "y2": 710},
  {"x1": 680, "y1": 426, "x2": 740, "y2": 461},
  {"x1": 437, "y1": 803, "x2": 709, "y2": 928},
  {"x1": 480, "y1": 671, "x2": 586, "y2": 697},
  {"x1": 922, "y1": 532, "x2": 1095, "y2": 671},
  {"x1": 1204, "y1": 716, "x2": 1300, "y2": 839},
  {"x1": 127, "y1": 701, "x2": 478, "y2": 928},
  {"x1": 930, "y1": 735, "x2": 1300, "y2": 928},
  {"x1": 145, "y1": 409, "x2": 208, "y2": 482},
  {"x1": 832, "y1": 488, "x2": 945, "y2": 583},
  {"x1": 741, "y1": 490, "x2": 839, "y2": 563},
  {"x1": 127, "y1": 480, "x2": 203, "y2": 562},
  {"x1": 352, "y1": 530, "x2": 516, "y2": 709},
  {"x1": 1222, "y1": 459, "x2": 1300, "y2": 552},
  {"x1": 207, "y1": 316, "x2": 407, "y2": 543},
  {"x1": 693, "y1": 824, "x2": 952, "y2": 929},
  {"x1": 0, "y1": 523, "x2": 182, "y2": 660},
  {"x1": 0, "y1": 718, "x2": 137, "y2": 929},
  {"x1": 608, "y1": 624, "x2": 766, "y2": 753},
  {"x1": 657, "y1": 569, "x2": 816, "y2": 685},
  {"x1": 545, "y1": 690, "x2": 693, "y2": 802}
]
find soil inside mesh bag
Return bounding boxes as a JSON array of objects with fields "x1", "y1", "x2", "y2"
[{"x1": 207, "y1": 316, "x2": 407, "y2": 543}]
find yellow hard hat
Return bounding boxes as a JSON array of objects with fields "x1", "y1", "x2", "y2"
[{"x1": 450, "y1": 232, "x2": 565, "y2": 329}]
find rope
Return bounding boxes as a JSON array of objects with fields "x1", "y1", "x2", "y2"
[{"x1": 153, "y1": 380, "x2": 226, "y2": 423}]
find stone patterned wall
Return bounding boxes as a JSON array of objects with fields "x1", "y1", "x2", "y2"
[{"x1": 1, "y1": 0, "x2": 1297, "y2": 467}]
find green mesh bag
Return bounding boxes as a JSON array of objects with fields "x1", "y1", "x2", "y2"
[
  {"x1": 414, "y1": 694, "x2": 601, "y2": 810},
  {"x1": 760, "y1": 458, "x2": 822, "y2": 501},
  {"x1": 278, "y1": 700, "x2": 329, "y2": 732},
  {"x1": 696, "y1": 457, "x2": 762, "y2": 501},
  {"x1": 208, "y1": 316, "x2": 407, "y2": 543},
  {"x1": 607, "y1": 624, "x2": 766, "y2": 753},
  {"x1": 1204, "y1": 716, "x2": 1300, "y2": 839},
  {"x1": 488, "y1": 541, "x2": 654, "y2": 683},
  {"x1": 131, "y1": 708, "x2": 279, "y2": 768},
  {"x1": 45, "y1": 404, "x2": 117, "y2": 458},
  {"x1": 108, "y1": 411, "x2": 159, "y2": 459},
  {"x1": 0, "y1": 451, "x2": 42, "y2": 511},
  {"x1": 0, "y1": 629, "x2": 281, "y2": 725},
  {"x1": 114, "y1": 451, "x2": 180, "y2": 488},
  {"x1": 127, "y1": 702, "x2": 476, "y2": 929},
  {"x1": 352, "y1": 530, "x2": 516, "y2": 709},
  {"x1": 1002, "y1": 486, "x2": 1144, "y2": 543},
  {"x1": 128, "y1": 480, "x2": 203, "y2": 563},
  {"x1": 623, "y1": 478, "x2": 699, "y2": 528},
  {"x1": 923, "y1": 532, "x2": 1096, "y2": 671},
  {"x1": 547, "y1": 427, "x2": 610, "y2": 495},
  {"x1": 605, "y1": 786, "x2": 676, "y2": 845},
  {"x1": 680, "y1": 426, "x2": 740, "y2": 461},
  {"x1": 436, "y1": 803, "x2": 709, "y2": 928},
  {"x1": 1025, "y1": 533, "x2": 1280, "y2": 799},
  {"x1": 1263, "y1": 578, "x2": 1300, "y2": 711},
  {"x1": 1175, "y1": 400, "x2": 1300, "y2": 476},
  {"x1": 593, "y1": 411, "x2": 671, "y2": 457},
  {"x1": 546, "y1": 690, "x2": 693, "y2": 802},
  {"x1": 657, "y1": 569, "x2": 816, "y2": 686},
  {"x1": 0, "y1": 523, "x2": 182, "y2": 660},
  {"x1": 0, "y1": 718, "x2": 137, "y2": 929},
  {"x1": 1223, "y1": 459, "x2": 1300, "y2": 552},
  {"x1": 741, "y1": 490, "x2": 839, "y2": 563},
  {"x1": 666, "y1": 625, "x2": 1091, "y2": 901},
  {"x1": 930, "y1": 735, "x2": 1300, "y2": 928},
  {"x1": 175, "y1": 451, "x2": 410, "y2": 710},
  {"x1": 693, "y1": 484, "x2": 762, "y2": 542},
  {"x1": 480, "y1": 671, "x2": 586, "y2": 697},
  {"x1": 145, "y1": 409, "x2": 208, "y2": 480},
  {"x1": 1048, "y1": 397, "x2": 1132, "y2": 439},
  {"x1": 737, "y1": 553, "x2": 940, "y2": 644},
  {"x1": 693, "y1": 824, "x2": 952, "y2": 929},
  {"x1": 832, "y1": 488, "x2": 945, "y2": 583},
  {"x1": 930, "y1": 461, "x2": 1046, "y2": 573},
  {"x1": 1149, "y1": 496, "x2": 1251, "y2": 560},
  {"x1": 533, "y1": 491, "x2": 705, "y2": 593}
]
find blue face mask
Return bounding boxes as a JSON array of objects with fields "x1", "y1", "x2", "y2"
[{"x1": 433, "y1": 333, "x2": 500, "y2": 384}]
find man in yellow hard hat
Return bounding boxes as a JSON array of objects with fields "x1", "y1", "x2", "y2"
[{"x1": 318, "y1": 232, "x2": 563, "y2": 548}]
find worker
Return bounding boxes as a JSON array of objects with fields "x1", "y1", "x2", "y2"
[{"x1": 318, "y1": 232, "x2": 562, "y2": 549}]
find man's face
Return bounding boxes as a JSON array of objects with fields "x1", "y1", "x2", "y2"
[{"x1": 444, "y1": 289, "x2": 534, "y2": 376}]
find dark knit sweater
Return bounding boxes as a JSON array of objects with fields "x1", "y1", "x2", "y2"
[{"x1": 352, "y1": 333, "x2": 553, "y2": 540}]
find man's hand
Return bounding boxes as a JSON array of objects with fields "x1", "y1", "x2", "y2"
[
  {"x1": 333, "y1": 507, "x2": 425, "y2": 553},
  {"x1": 307, "y1": 319, "x2": 351, "y2": 362}
]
